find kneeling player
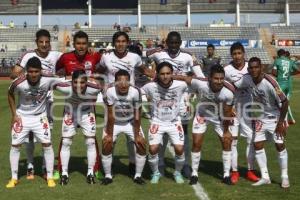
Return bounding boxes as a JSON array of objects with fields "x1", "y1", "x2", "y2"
[
  {"x1": 7, "y1": 57, "x2": 64, "y2": 188},
  {"x1": 235, "y1": 57, "x2": 290, "y2": 188},
  {"x1": 55, "y1": 70, "x2": 102, "y2": 185},
  {"x1": 101, "y1": 70, "x2": 146, "y2": 185},
  {"x1": 142, "y1": 62, "x2": 188, "y2": 184},
  {"x1": 174, "y1": 64, "x2": 236, "y2": 185}
]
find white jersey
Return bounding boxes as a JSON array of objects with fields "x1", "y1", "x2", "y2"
[
  {"x1": 147, "y1": 48, "x2": 204, "y2": 77},
  {"x1": 191, "y1": 78, "x2": 235, "y2": 119},
  {"x1": 234, "y1": 74, "x2": 287, "y2": 117},
  {"x1": 17, "y1": 50, "x2": 62, "y2": 74},
  {"x1": 9, "y1": 74, "x2": 64, "y2": 115},
  {"x1": 99, "y1": 51, "x2": 142, "y2": 85},
  {"x1": 55, "y1": 81, "x2": 101, "y2": 113},
  {"x1": 142, "y1": 80, "x2": 188, "y2": 124},
  {"x1": 104, "y1": 85, "x2": 141, "y2": 125},
  {"x1": 224, "y1": 62, "x2": 250, "y2": 102}
]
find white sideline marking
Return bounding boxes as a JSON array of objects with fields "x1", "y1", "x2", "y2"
[{"x1": 166, "y1": 143, "x2": 210, "y2": 200}]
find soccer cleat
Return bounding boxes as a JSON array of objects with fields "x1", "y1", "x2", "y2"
[
  {"x1": 87, "y1": 174, "x2": 96, "y2": 184},
  {"x1": 133, "y1": 177, "x2": 146, "y2": 185},
  {"x1": 150, "y1": 172, "x2": 161, "y2": 184},
  {"x1": 246, "y1": 170, "x2": 260, "y2": 182},
  {"x1": 182, "y1": 164, "x2": 192, "y2": 179},
  {"x1": 252, "y1": 178, "x2": 271, "y2": 186},
  {"x1": 6, "y1": 179, "x2": 18, "y2": 188},
  {"x1": 53, "y1": 170, "x2": 60, "y2": 180},
  {"x1": 128, "y1": 163, "x2": 136, "y2": 177},
  {"x1": 230, "y1": 171, "x2": 240, "y2": 184},
  {"x1": 281, "y1": 177, "x2": 290, "y2": 188},
  {"x1": 60, "y1": 175, "x2": 69, "y2": 186},
  {"x1": 189, "y1": 175, "x2": 198, "y2": 185},
  {"x1": 174, "y1": 172, "x2": 184, "y2": 184},
  {"x1": 158, "y1": 165, "x2": 165, "y2": 176},
  {"x1": 47, "y1": 179, "x2": 56, "y2": 188},
  {"x1": 222, "y1": 176, "x2": 232, "y2": 185},
  {"x1": 101, "y1": 177, "x2": 113, "y2": 185},
  {"x1": 26, "y1": 167, "x2": 34, "y2": 180}
]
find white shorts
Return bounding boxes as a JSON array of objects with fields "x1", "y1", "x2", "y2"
[
  {"x1": 96, "y1": 92, "x2": 103, "y2": 103},
  {"x1": 192, "y1": 114, "x2": 238, "y2": 137},
  {"x1": 253, "y1": 118, "x2": 286, "y2": 144},
  {"x1": 62, "y1": 111, "x2": 96, "y2": 137},
  {"x1": 232, "y1": 117, "x2": 254, "y2": 138},
  {"x1": 11, "y1": 112, "x2": 51, "y2": 145},
  {"x1": 102, "y1": 123, "x2": 144, "y2": 143},
  {"x1": 148, "y1": 122, "x2": 184, "y2": 146}
]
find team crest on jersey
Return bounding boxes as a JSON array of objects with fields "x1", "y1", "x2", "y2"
[
  {"x1": 64, "y1": 113, "x2": 73, "y2": 126},
  {"x1": 88, "y1": 112, "x2": 95, "y2": 124},
  {"x1": 196, "y1": 116, "x2": 206, "y2": 124},
  {"x1": 12, "y1": 120, "x2": 23, "y2": 133},
  {"x1": 149, "y1": 124, "x2": 159, "y2": 134},
  {"x1": 84, "y1": 61, "x2": 92, "y2": 70}
]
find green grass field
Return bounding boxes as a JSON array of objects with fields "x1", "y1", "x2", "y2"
[{"x1": 0, "y1": 78, "x2": 299, "y2": 200}]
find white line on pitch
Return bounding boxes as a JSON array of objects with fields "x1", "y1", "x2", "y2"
[{"x1": 166, "y1": 143, "x2": 210, "y2": 200}]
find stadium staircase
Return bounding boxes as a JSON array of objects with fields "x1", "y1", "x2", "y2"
[{"x1": 259, "y1": 27, "x2": 276, "y2": 61}]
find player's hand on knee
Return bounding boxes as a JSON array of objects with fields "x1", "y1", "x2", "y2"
[
  {"x1": 11, "y1": 115, "x2": 22, "y2": 129},
  {"x1": 275, "y1": 121, "x2": 287, "y2": 140},
  {"x1": 135, "y1": 134, "x2": 146, "y2": 153},
  {"x1": 103, "y1": 134, "x2": 113, "y2": 150}
]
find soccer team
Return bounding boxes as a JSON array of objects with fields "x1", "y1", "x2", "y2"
[{"x1": 6, "y1": 29, "x2": 299, "y2": 189}]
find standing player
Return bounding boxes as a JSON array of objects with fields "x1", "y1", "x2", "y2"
[
  {"x1": 174, "y1": 64, "x2": 236, "y2": 185},
  {"x1": 7, "y1": 57, "x2": 64, "y2": 188},
  {"x1": 142, "y1": 62, "x2": 187, "y2": 184},
  {"x1": 101, "y1": 70, "x2": 146, "y2": 185},
  {"x1": 199, "y1": 44, "x2": 223, "y2": 77},
  {"x1": 54, "y1": 70, "x2": 102, "y2": 185},
  {"x1": 97, "y1": 31, "x2": 153, "y2": 176},
  {"x1": 56, "y1": 30, "x2": 101, "y2": 77},
  {"x1": 10, "y1": 29, "x2": 62, "y2": 180},
  {"x1": 55, "y1": 30, "x2": 102, "y2": 179},
  {"x1": 146, "y1": 31, "x2": 204, "y2": 177},
  {"x1": 272, "y1": 49, "x2": 300, "y2": 125},
  {"x1": 235, "y1": 57, "x2": 290, "y2": 188},
  {"x1": 224, "y1": 42, "x2": 260, "y2": 184}
]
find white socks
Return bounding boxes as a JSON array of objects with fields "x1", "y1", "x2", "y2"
[
  {"x1": 246, "y1": 142, "x2": 256, "y2": 170},
  {"x1": 175, "y1": 154, "x2": 185, "y2": 173},
  {"x1": 10, "y1": 146, "x2": 20, "y2": 180},
  {"x1": 86, "y1": 138, "x2": 96, "y2": 176},
  {"x1": 255, "y1": 149, "x2": 270, "y2": 180},
  {"x1": 222, "y1": 150, "x2": 232, "y2": 177},
  {"x1": 135, "y1": 154, "x2": 146, "y2": 178},
  {"x1": 43, "y1": 145, "x2": 54, "y2": 179},
  {"x1": 191, "y1": 151, "x2": 201, "y2": 176},
  {"x1": 278, "y1": 149, "x2": 288, "y2": 178},
  {"x1": 60, "y1": 138, "x2": 72, "y2": 176},
  {"x1": 231, "y1": 139, "x2": 238, "y2": 171},
  {"x1": 148, "y1": 154, "x2": 159, "y2": 174},
  {"x1": 102, "y1": 154, "x2": 112, "y2": 178}
]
